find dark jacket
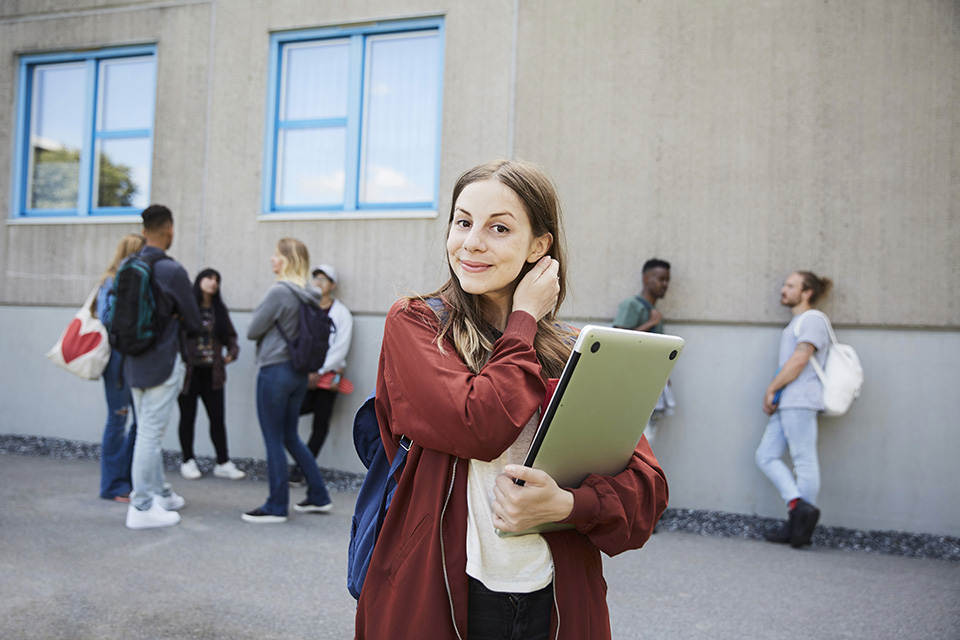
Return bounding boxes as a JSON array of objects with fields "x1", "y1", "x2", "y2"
[
  {"x1": 180, "y1": 309, "x2": 239, "y2": 393},
  {"x1": 355, "y1": 299, "x2": 668, "y2": 640},
  {"x1": 124, "y1": 246, "x2": 202, "y2": 389}
]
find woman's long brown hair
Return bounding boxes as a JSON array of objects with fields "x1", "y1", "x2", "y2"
[{"x1": 416, "y1": 159, "x2": 574, "y2": 378}]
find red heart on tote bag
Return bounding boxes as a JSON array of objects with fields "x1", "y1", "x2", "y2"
[{"x1": 61, "y1": 317, "x2": 104, "y2": 363}]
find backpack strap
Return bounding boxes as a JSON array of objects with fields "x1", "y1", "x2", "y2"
[{"x1": 793, "y1": 310, "x2": 835, "y2": 385}]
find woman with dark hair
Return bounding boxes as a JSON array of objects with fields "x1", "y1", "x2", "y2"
[
  {"x1": 177, "y1": 268, "x2": 244, "y2": 480},
  {"x1": 355, "y1": 160, "x2": 668, "y2": 639}
]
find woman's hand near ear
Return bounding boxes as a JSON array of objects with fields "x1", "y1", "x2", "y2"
[{"x1": 513, "y1": 256, "x2": 560, "y2": 322}]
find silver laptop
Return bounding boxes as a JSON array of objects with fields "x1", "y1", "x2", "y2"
[{"x1": 499, "y1": 324, "x2": 683, "y2": 537}]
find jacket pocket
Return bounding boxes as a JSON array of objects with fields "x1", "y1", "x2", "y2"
[{"x1": 386, "y1": 513, "x2": 434, "y2": 584}]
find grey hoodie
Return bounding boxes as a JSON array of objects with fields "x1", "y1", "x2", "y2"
[{"x1": 248, "y1": 281, "x2": 323, "y2": 369}]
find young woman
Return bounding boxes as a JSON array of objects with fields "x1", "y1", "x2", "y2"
[
  {"x1": 177, "y1": 268, "x2": 244, "y2": 481},
  {"x1": 355, "y1": 160, "x2": 668, "y2": 639},
  {"x1": 289, "y1": 263, "x2": 354, "y2": 487},
  {"x1": 244, "y1": 238, "x2": 332, "y2": 523},
  {"x1": 95, "y1": 233, "x2": 145, "y2": 502}
]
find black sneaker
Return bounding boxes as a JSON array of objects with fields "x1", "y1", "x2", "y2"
[
  {"x1": 763, "y1": 519, "x2": 793, "y2": 544},
  {"x1": 287, "y1": 467, "x2": 305, "y2": 487},
  {"x1": 293, "y1": 499, "x2": 333, "y2": 514},
  {"x1": 790, "y1": 499, "x2": 821, "y2": 548},
  {"x1": 241, "y1": 508, "x2": 288, "y2": 524}
]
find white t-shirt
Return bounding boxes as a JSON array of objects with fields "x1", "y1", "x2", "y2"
[
  {"x1": 465, "y1": 412, "x2": 554, "y2": 593},
  {"x1": 779, "y1": 311, "x2": 830, "y2": 411}
]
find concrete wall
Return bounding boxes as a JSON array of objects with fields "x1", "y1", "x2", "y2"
[
  {"x1": 1, "y1": 1, "x2": 958, "y2": 536},
  {"x1": 5, "y1": 305, "x2": 959, "y2": 536}
]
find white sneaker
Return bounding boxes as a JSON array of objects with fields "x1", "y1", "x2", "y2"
[
  {"x1": 156, "y1": 491, "x2": 185, "y2": 511},
  {"x1": 126, "y1": 502, "x2": 181, "y2": 529},
  {"x1": 180, "y1": 458, "x2": 201, "y2": 480},
  {"x1": 213, "y1": 460, "x2": 246, "y2": 480}
]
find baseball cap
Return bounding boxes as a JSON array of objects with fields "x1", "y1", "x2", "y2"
[{"x1": 312, "y1": 264, "x2": 338, "y2": 283}]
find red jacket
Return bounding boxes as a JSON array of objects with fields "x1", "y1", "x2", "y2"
[{"x1": 355, "y1": 299, "x2": 668, "y2": 639}]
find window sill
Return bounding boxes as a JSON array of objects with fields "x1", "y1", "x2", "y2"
[
  {"x1": 258, "y1": 209, "x2": 439, "y2": 222},
  {"x1": 6, "y1": 215, "x2": 143, "y2": 226}
]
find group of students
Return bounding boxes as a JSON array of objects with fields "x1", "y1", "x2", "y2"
[
  {"x1": 86, "y1": 158, "x2": 841, "y2": 638},
  {"x1": 94, "y1": 223, "x2": 353, "y2": 528}
]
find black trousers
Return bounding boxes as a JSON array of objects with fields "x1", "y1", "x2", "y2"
[
  {"x1": 177, "y1": 366, "x2": 229, "y2": 464},
  {"x1": 298, "y1": 387, "x2": 338, "y2": 459},
  {"x1": 467, "y1": 577, "x2": 553, "y2": 640}
]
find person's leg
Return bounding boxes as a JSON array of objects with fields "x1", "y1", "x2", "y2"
[
  {"x1": 197, "y1": 368, "x2": 229, "y2": 464},
  {"x1": 100, "y1": 351, "x2": 133, "y2": 499},
  {"x1": 754, "y1": 412, "x2": 801, "y2": 505},
  {"x1": 284, "y1": 373, "x2": 331, "y2": 508},
  {"x1": 130, "y1": 355, "x2": 186, "y2": 511},
  {"x1": 177, "y1": 373, "x2": 200, "y2": 463},
  {"x1": 306, "y1": 389, "x2": 336, "y2": 457},
  {"x1": 255, "y1": 364, "x2": 293, "y2": 516},
  {"x1": 780, "y1": 409, "x2": 821, "y2": 505},
  {"x1": 781, "y1": 408, "x2": 821, "y2": 547}
]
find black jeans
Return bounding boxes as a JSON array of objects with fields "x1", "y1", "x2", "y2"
[
  {"x1": 467, "y1": 576, "x2": 553, "y2": 640},
  {"x1": 296, "y1": 387, "x2": 337, "y2": 457},
  {"x1": 177, "y1": 366, "x2": 229, "y2": 464}
]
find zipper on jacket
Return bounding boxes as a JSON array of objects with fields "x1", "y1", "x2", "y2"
[
  {"x1": 440, "y1": 458, "x2": 463, "y2": 640},
  {"x1": 552, "y1": 578, "x2": 561, "y2": 640}
]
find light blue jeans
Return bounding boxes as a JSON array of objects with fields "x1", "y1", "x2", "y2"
[
  {"x1": 755, "y1": 408, "x2": 820, "y2": 506},
  {"x1": 130, "y1": 354, "x2": 186, "y2": 511}
]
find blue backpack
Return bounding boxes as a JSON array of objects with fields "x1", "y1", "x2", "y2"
[
  {"x1": 347, "y1": 298, "x2": 446, "y2": 600},
  {"x1": 347, "y1": 391, "x2": 411, "y2": 600},
  {"x1": 107, "y1": 251, "x2": 170, "y2": 356}
]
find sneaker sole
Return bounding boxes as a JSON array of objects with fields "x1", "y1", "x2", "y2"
[
  {"x1": 214, "y1": 471, "x2": 246, "y2": 480},
  {"x1": 293, "y1": 503, "x2": 333, "y2": 514},
  {"x1": 241, "y1": 513, "x2": 288, "y2": 524},
  {"x1": 126, "y1": 513, "x2": 181, "y2": 530}
]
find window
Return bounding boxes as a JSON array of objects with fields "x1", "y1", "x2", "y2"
[
  {"x1": 12, "y1": 46, "x2": 157, "y2": 218},
  {"x1": 264, "y1": 19, "x2": 444, "y2": 216}
]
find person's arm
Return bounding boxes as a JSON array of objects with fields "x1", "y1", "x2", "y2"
[
  {"x1": 763, "y1": 342, "x2": 815, "y2": 415},
  {"x1": 491, "y1": 434, "x2": 668, "y2": 554},
  {"x1": 223, "y1": 310, "x2": 239, "y2": 363},
  {"x1": 632, "y1": 307, "x2": 661, "y2": 332},
  {"x1": 167, "y1": 264, "x2": 202, "y2": 335},
  {"x1": 247, "y1": 285, "x2": 284, "y2": 341},
  {"x1": 321, "y1": 305, "x2": 353, "y2": 373},
  {"x1": 376, "y1": 300, "x2": 546, "y2": 462}
]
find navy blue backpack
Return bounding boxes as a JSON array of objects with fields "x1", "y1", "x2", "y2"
[{"x1": 347, "y1": 391, "x2": 411, "y2": 600}]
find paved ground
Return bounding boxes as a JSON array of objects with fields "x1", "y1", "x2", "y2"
[{"x1": 2, "y1": 453, "x2": 958, "y2": 640}]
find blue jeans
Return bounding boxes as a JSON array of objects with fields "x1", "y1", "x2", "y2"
[
  {"x1": 255, "y1": 362, "x2": 330, "y2": 516},
  {"x1": 467, "y1": 577, "x2": 553, "y2": 640},
  {"x1": 755, "y1": 408, "x2": 821, "y2": 506},
  {"x1": 100, "y1": 350, "x2": 137, "y2": 499},
  {"x1": 130, "y1": 354, "x2": 185, "y2": 511}
]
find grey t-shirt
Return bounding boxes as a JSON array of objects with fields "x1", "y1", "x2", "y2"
[{"x1": 778, "y1": 311, "x2": 831, "y2": 411}]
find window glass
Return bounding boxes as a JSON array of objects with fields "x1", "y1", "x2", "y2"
[
  {"x1": 282, "y1": 41, "x2": 350, "y2": 121},
  {"x1": 95, "y1": 137, "x2": 152, "y2": 209},
  {"x1": 99, "y1": 58, "x2": 156, "y2": 131},
  {"x1": 28, "y1": 63, "x2": 86, "y2": 210},
  {"x1": 360, "y1": 32, "x2": 439, "y2": 206},
  {"x1": 276, "y1": 127, "x2": 347, "y2": 206}
]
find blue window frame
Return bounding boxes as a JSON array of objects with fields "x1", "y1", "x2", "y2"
[
  {"x1": 11, "y1": 45, "x2": 157, "y2": 218},
  {"x1": 264, "y1": 19, "x2": 444, "y2": 215}
]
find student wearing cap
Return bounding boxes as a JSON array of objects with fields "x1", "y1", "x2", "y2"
[{"x1": 289, "y1": 264, "x2": 354, "y2": 486}]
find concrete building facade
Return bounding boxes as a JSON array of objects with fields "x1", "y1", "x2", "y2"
[{"x1": 2, "y1": 1, "x2": 958, "y2": 536}]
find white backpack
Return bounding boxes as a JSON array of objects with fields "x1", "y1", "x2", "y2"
[{"x1": 795, "y1": 310, "x2": 864, "y2": 417}]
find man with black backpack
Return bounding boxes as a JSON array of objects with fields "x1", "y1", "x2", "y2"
[{"x1": 117, "y1": 205, "x2": 201, "y2": 529}]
